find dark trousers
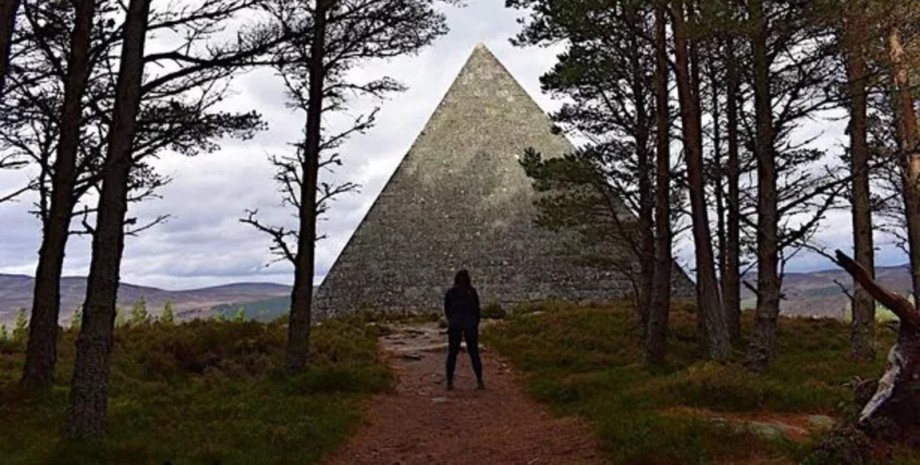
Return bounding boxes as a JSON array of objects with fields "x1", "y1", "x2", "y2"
[{"x1": 446, "y1": 326, "x2": 483, "y2": 383}]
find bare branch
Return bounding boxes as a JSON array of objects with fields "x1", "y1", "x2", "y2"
[
  {"x1": 0, "y1": 184, "x2": 30, "y2": 204},
  {"x1": 833, "y1": 279, "x2": 855, "y2": 303},
  {"x1": 240, "y1": 209, "x2": 297, "y2": 265},
  {"x1": 125, "y1": 214, "x2": 170, "y2": 236}
]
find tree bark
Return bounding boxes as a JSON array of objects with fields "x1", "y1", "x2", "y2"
[
  {"x1": 64, "y1": 0, "x2": 150, "y2": 440},
  {"x1": 888, "y1": 26, "x2": 920, "y2": 309},
  {"x1": 723, "y1": 36, "x2": 742, "y2": 342},
  {"x1": 0, "y1": 0, "x2": 20, "y2": 96},
  {"x1": 21, "y1": 0, "x2": 97, "y2": 390},
  {"x1": 708, "y1": 43, "x2": 729, "y2": 341},
  {"x1": 628, "y1": 9, "x2": 654, "y2": 333},
  {"x1": 671, "y1": 1, "x2": 730, "y2": 360},
  {"x1": 687, "y1": 3, "x2": 709, "y2": 343},
  {"x1": 845, "y1": 9, "x2": 876, "y2": 361},
  {"x1": 834, "y1": 250, "x2": 920, "y2": 440},
  {"x1": 745, "y1": 0, "x2": 782, "y2": 371},
  {"x1": 645, "y1": 5, "x2": 671, "y2": 366},
  {"x1": 286, "y1": 0, "x2": 330, "y2": 371}
]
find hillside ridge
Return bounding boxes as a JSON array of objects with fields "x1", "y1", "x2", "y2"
[
  {"x1": 0, "y1": 274, "x2": 292, "y2": 324},
  {"x1": 2, "y1": 263, "x2": 912, "y2": 324},
  {"x1": 741, "y1": 263, "x2": 911, "y2": 318}
]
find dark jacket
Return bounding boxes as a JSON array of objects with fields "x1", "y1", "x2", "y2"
[{"x1": 444, "y1": 286, "x2": 480, "y2": 330}]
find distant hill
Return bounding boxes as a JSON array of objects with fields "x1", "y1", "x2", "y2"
[
  {"x1": 740, "y1": 264, "x2": 913, "y2": 318},
  {"x1": 212, "y1": 296, "x2": 293, "y2": 322},
  {"x1": 0, "y1": 274, "x2": 292, "y2": 325},
  {"x1": 3, "y1": 264, "x2": 909, "y2": 325}
]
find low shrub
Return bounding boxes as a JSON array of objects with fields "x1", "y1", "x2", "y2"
[
  {"x1": 481, "y1": 301, "x2": 507, "y2": 319},
  {"x1": 485, "y1": 303, "x2": 895, "y2": 464},
  {"x1": 0, "y1": 318, "x2": 390, "y2": 465}
]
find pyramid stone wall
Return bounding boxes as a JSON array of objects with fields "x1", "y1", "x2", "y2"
[{"x1": 315, "y1": 44, "x2": 695, "y2": 317}]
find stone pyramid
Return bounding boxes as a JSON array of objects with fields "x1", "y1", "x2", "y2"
[{"x1": 315, "y1": 44, "x2": 694, "y2": 317}]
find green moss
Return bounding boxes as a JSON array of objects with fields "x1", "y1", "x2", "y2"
[
  {"x1": 485, "y1": 302, "x2": 895, "y2": 465},
  {"x1": 0, "y1": 319, "x2": 390, "y2": 465}
]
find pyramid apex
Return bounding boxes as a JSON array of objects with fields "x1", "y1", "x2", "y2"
[
  {"x1": 313, "y1": 38, "x2": 697, "y2": 316},
  {"x1": 470, "y1": 42, "x2": 497, "y2": 56}
]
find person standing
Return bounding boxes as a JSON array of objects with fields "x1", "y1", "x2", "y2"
[{"x1": 444, "y1": 270, "x2": 484, "y2": 391}]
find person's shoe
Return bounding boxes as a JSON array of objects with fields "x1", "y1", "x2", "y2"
[
  {"x1": 447, "y1": 381, "x2": 454, "y2": 391},
  {"x1": 477, "y1": 380, "x2": 486, "y2": 390}
]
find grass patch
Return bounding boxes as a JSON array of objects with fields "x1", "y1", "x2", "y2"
[
  {"x1": 0, "y1": 317, "x2": 391, "y2": 465},
  {"x1": 485, "y1": 302, "x2": 897, "y2": 464},
  {"x1": 481, "y1": 301, "x2": 507, "y2": 320}
]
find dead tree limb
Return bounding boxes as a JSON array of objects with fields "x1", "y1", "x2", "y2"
[
  {"x1": 834, "y1": 249, "x2": 920, "y2": 440},
  {"x1": 834, "y1": 250, "x2": 920, "y2": 329}
]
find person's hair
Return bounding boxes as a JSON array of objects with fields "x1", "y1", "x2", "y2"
[{"x1": 454, "y1": 269, "x2": 472, "y2": 289}]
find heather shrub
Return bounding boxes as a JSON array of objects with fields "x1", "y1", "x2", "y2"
[{"x1": 0, "y1": 318, "x2": 390, "y2": 465}]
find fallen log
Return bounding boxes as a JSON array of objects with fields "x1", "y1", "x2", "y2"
[{"x1": 834, "y1": 250, "x2": 920, "y2": 441}]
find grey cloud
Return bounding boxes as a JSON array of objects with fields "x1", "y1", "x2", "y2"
[{"x1": 0, "y1": 0, "x2": 909, "y2": 292}]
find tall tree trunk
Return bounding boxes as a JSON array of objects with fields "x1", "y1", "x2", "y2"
[
  {"x1": 21, "y1": 0, "x2": 97, "y2": 390},
  {"x1": 688, "y1": 0, "x2": 712, "y2": 341},
  {"x1": 0, "y1": 0, "x2": 21, "y2": 96},
  {"x1": 889, "y1": 26, "x2": 920, "y2": 309},
  {"x1": 629, "y1": 10, "x2": 654, "y2": 333},
  {"x1": 846, "y1": 10, "x2": 876, "y2": 361},
  {"x1": 708, "y1": 44, "x2": 728, "y2": 338},
  {"x1": 286, "y1": 0, "x2": 329, "y2": 371},
  {"x1": 724, "y1": 36, "x2": 742, "y2": 341},
  {"x1": 645, "y1": 5, "x2": 672, "y2": 365},
  {"x1": 64, "y1": 0, "x2": 150, "y2": 439},
  {"x1": 671, "y1": 1, "x2": 730, "y2": 360},
  {"x1": 746, "y1": 0, "x2": 782, "y2": 371}
]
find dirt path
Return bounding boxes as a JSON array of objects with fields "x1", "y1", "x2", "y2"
[{"x1": 323, "y1": 322, "x2": 609, "y2": 465}]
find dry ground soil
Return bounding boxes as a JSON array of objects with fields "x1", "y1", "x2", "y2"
[{"x1": 323, "y1": 323, "x2": 609, "y2": 465}]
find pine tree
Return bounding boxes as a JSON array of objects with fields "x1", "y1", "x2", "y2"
[
  {"x1": 65, "y1": 0, "x2": 154, "y2": 439},
  {"x1": 510, "y1": 0, "x2": 660, "y2": 328},
  {"x1": 245, "y1": 0, "x2": 449, "y2": 371},
  {"x1": 161, "y1": 301, "x2": 175, "y2": 325},
  {"x1": 20, "y1": 0, "x2": 99, "y2": 390},
  {"x1": 130, "y1": 297, "x2": 149, "y2": 325},
  {"x1": 645, "y1": 3, "x2": 673, "y2": 365},
  {"x1": 13, "y1": 308, "x2": 27, "y2": 343},
  {"x1": 671, "y1": 0, "x2": 732, "y2": 360},
  {"x1": 17, "y1": 0, "x2": 268, "y2": 390},
  {"x1": 71, "y1": 308, "x2": 82, "y2": 331},
  {"x1": 837, "y1": 0, "x2": 877, "y2": 361}
]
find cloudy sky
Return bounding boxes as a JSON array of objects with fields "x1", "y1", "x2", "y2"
[{"x1": 0, "y1": 0, "x2": 908, "y2": 290}]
